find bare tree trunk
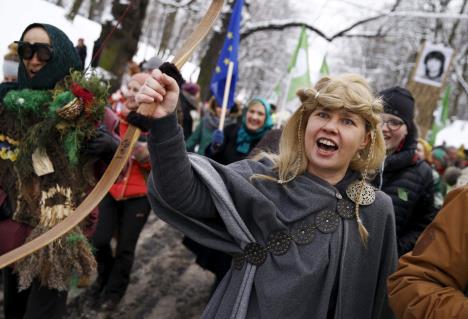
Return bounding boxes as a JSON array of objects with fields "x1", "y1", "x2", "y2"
[
  {"x1": 452, "y1": 47, "x2": 468, "y2": 117},
  {"x1": 159, "y1": 9, "x2": 178, "y2": 53},
  {"x1": 88, "y1": 0, "x2": 106, "y2": 20},
  {"x1": 448, "y1": 0, "x2": 468, "y2": 118},
  {"x1": 172, "y1": 15, "x2": 190, "y2": 53},
  {"x1": 97, "y1": 0, "x2": 150, "y2": 91},
  {"x1": 448, "y1": 0, "x2": 468, "y2": 44},
  {"x1": 197, "y1": 7, "x2": 231, "y2": 102},
  {"x1": 66, "y1": 0, "x2": 84, "y2": 20}
]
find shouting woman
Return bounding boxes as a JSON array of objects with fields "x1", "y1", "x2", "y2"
[{"x1": 132, "y1": 67, "x2": 397, "y2": 319}]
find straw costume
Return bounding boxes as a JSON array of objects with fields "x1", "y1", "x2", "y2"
[{"x1": 0, "y1": 23, "x2": 108, "y2": 291}]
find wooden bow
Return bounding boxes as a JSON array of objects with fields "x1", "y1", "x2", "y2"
[{"x1": 0, "y1": 0, "x2": 223, "y2": 268}]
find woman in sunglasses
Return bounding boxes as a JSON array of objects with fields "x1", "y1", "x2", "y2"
[
  {"x1": 0, "y1": 23, "x2": 111, "y2": 319},
  {"x1": 372, "y1": 86, "x2": 437, "y2": 257}
]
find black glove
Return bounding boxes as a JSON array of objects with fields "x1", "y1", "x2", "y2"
[
  {"x1": 82, "y1": 126, "x2": 119, "y2": 161},
  {"x1": 127, "y1": 111, "x2": 158, "y2": 132},
  {"x1": 159, "y1": 62, "x2": 185, "y2": 88}
]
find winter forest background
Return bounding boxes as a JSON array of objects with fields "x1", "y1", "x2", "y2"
[
  {"x1": 0, "y1": 1, "x2": 467, "y2": 317},
  {"x1": 2, "y1": 0, "x2": 468, "y2": 132}
]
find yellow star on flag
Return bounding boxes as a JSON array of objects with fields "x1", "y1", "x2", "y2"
[
  {"x1": 215, "y1": 66, "x2": 221, "y2": 73},
  {"x1": 227, "y1": 32, "x2": 233, "y2": 39},
  {"x1": 224, "y1": 58, "x2": 230, "y2": 65},
  {"x1": 228, "y1": 45, "x2": 233, "y2": 52}
]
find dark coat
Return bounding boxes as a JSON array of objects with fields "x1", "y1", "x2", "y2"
[
  {"x1": 373, "y1": 123, "x2": 437, "y2": 256},
  {"x1": 75, "y1": 44, "x2": 87, "y2": 67},
  {"x1": 206, "y1": 122, "x2": 263, "y2": 165},
  {"x1": 249, "y1": 128, "x2": 283, "y2": 157}
]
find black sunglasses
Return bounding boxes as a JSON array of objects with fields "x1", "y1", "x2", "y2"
[{"x1": 15, "y1": 41, "x2": 54, "y2": 62}]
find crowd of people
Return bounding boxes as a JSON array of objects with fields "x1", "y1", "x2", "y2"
[{"x1": 0, "y1": 22, "x2": 468, "y2": 319}]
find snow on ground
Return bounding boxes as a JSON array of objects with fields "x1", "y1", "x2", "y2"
[
  {"x1": 0, "y1": 214, "x2": 215, "y2": 319},
  {"x1": 435, "y1": 120, "x2": 468, "y2": 148}
]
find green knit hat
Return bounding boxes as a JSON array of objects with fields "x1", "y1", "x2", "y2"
[
  {"x1": 17, "y1": 23, "x2": 83, "y2": 90},
  {"x1": 432, "y1": 148, "x2": 448, "y2": 165}
]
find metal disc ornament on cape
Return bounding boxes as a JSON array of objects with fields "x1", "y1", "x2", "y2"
[
  {"x1": 346, "y1": 180, "x2": 376, "y2": 206},
  {"x1": 267, "y1": 231, "x2": 290, "y2": 256},
  {"x1": 244, "y1": 243, "x2": 267, "y2": 266},
  {"x1": 292, "y1": 222, "x2": 316, "y2": 245},
  {"x1": 337, "y1": 199, "x2": 355, "y2": 219},
  {"x1": 315, "y1": 210, "x2": 340, "y2": 233}
]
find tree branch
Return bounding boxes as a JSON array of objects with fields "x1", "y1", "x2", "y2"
[
  {"x1": 454, "y1": 64, "x2": 468, "y2": 96},
  {"x1": 241, "y1": 8, "x2": 468, "y2": 42},
  {"x1": 241, "y1": 14, "x2": 385, "y2": 42},
  {"x1": 448, "y1": 0, "x2": 468, "y2": 45},
  {"x1": 328, "y1": 15, "x2": 384, "y2": 41},
  {"x1": 241, "y1": 20, "x2": 329, "y2": 40},
  {"x1": 155, "y1": 0, "x2": 197, "y2": 8}
]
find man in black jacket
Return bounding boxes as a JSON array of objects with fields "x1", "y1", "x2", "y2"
[
  {"x1": 374, "y1": 86, "x2": 437, "y2": 256},
  {"x1": 75, "y1": 38, "x2": 87, "y2": 67}
]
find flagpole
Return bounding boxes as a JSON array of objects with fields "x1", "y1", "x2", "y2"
[{"x1": 218, "y1": 61, "x2": 234, "y2": 130}]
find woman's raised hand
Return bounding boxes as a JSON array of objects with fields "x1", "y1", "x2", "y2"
[{"x1": 135, "y1": 69, "x2": 180, "y2": 119}]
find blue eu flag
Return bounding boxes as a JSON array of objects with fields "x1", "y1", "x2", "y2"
[{"x1": 210, "y1": 0, "x2": 243, "y2": 109}]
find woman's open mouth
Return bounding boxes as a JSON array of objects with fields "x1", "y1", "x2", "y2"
[{"x1": 317, "y1": 138, "x2": 338, "y2": 152}]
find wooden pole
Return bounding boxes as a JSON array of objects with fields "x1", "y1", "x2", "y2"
[{"x1": 218, "y1": 61, "x2": 235, "y2": 130}]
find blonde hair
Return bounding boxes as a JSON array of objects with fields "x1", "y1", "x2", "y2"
[
  {"x1": 254, "y1": 74, "x2": 385, "y2": 183},
  {"x1": 252, "y1": 74, "x2": 386, "y2": 243},
  {"x1": 417, "y1": 138, "x2": 433, "y2": 164}
]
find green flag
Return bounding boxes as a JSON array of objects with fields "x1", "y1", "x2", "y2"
[
  {"x1": 440, "y1": 85, "x2": 450, "y2": 125},
  {"x1": 284, "y1": 27, "x2": 311, "y2": 113},
  {"x1": 429, "y1": 85, "x2": 451, "y2": 146},
  {"x1": 319, "y1": 55, "x2": 329, "y2": 76}
]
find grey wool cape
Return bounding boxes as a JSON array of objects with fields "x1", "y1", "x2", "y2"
[{"x1": 146, "y1": 114, "x2": 397, "y2": 319}]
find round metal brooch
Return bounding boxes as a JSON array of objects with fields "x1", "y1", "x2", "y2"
[
  {"x1": 267, "y1": 232, "x2": 291, "y2": 256},
  {"x1": 346, "y1": 180, "x2": 376, "y2": 206},
  {"x1": 336, "y1": 199, "x2": 355, "y2": 219},
  {"x1": 315, "y1": 210, "x2": 340, "y2": 233},
  {"x1": 292, "y1": 222, "x2": 316, "y2": 245},
  {"x1": 243, "y1": 243, "x2": 267, "y2": 266}
]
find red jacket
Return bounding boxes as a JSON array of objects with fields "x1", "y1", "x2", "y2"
[{"x1": 108, "y1": 118, "x2": 150, "y2": 200}]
